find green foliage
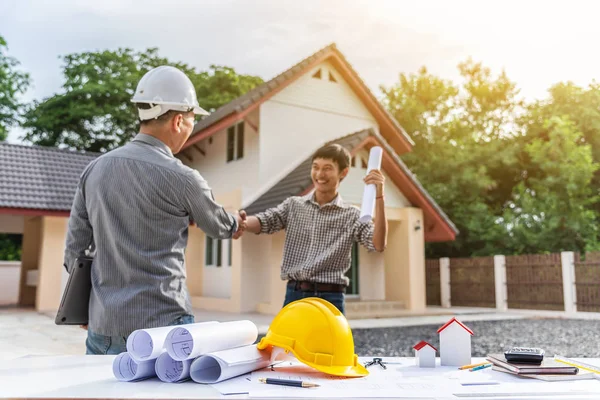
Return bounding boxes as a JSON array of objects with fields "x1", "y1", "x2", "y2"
[
  {"x1": 0, "y1": 35, "x2": 31, "y2": 141},
  {"x1": 383, "y1": 60, "x2": 600, "y2": 257},
  {"x1": 22, "y1": 48, "x2": 263, "y2": 152},
  {"x1": 0, "y1": 234, "x2": 22, "y2": 261}
]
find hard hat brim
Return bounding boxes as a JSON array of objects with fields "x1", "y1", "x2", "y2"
[{"x1": 192, "y1": 105, "x2": 210, "y2": 116}]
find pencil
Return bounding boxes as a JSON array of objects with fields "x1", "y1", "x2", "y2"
[
  {"x1": 458, "y1": 361, "x2": 489, "y2": 370},
  {"x1": 258, "y1": 377, "x2": 320, "y2": 388}
]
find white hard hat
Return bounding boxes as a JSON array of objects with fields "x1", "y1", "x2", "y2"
[{"x1": 131, "y1": 65, "x2": 209, "y2": 120}]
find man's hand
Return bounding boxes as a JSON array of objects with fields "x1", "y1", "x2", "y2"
[
  {"x1": 233, "y1": 210, "x2": 247, "y2": 239},
  {"x1": 364, "y1": 169, "x2": 385, "y2": 197}
]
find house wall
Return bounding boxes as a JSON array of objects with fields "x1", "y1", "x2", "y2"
[
  {"x1": 0, "y1": 261, "x2": 20, "y2": 305},
  {"x1": 36, "y1": 216, "x2": 68, "y2": 312},
  {"x1": 255, "y1": 61, "x2": 379, "y2": 204},
  {"x1": 384, "y1": 208, "x2": 426, "y2": 311},
  {"x1": 19, "y1": 216, "x2": 42, "y2": 306},
  {"x1": 0, "y1": 214, "x2": 24, "y2": 233},
  {"x1": 340, "y1": 149, "x2": 411, "y2": 208},
  {"x1": 183, "y1": 109, "x2": 261, "y2": 205},
  {"x1": 240, "y1": 233, "x2": 272, "y2": 312}
]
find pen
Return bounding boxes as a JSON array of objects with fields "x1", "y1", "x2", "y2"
[
  {"x1": 470, "y1": 363, "x2": 492, "y2": 372},
  {"x1": 459, "y1": 361, "x2": 490, "y2": 370},
  {"x1": 258, "y1": 378, "x2": 320, "y2": 388}
]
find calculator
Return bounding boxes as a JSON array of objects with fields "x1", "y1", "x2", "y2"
[{"x1": 504, "y1": 347, "x2": 545, "y2": 364}]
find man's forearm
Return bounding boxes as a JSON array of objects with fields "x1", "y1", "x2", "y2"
[
  {"x1": 245, "y1": 216, "x2": 262, "y2": 234},
  {"x1": 373, "y1": 197, "x2": 387, "y2": 251}
]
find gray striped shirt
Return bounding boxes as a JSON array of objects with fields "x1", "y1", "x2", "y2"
[{"x1": 64, "y1": 134, "x2": 237, "y2": 336}]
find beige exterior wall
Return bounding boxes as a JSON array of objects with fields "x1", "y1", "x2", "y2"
[
  {"x1": 36, "y1": 216, "x2": 68, "y2": 312},
  {"x1": 182, "y1": 109, "x2": 261, "y2": 205},
  {"x1": 189, "y1": 190, "x2": 244, "y2": 313},
  {"x1": 19, "y1": 216, "x2": 42, "y2": 306},
  {"x1": 0, "y1": 214, "x2": 25, "y2": 233},
  {"x1": 0, "y1": 261, "x2": 21, "y2": 305},
  {"x1": 384, "y1": 208, "x2": 426, "y2": 312}
]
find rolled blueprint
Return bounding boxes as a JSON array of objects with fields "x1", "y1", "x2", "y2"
[
  {"x1": 112, "y1": 352, "x2": 156, "y2": 382},
  {"x1": 359, "y1": 146, "x2": 383, "y2": 223},
  {"x1": 155, "y1": 351, "x2": 193, "y2": 383},
  {"x1": 165, "y1": 320, "x2": 258, "y2": 361},
  {"x1": 190, "y1": 344, "x2": 271, "y2": 384},
  {"x1": 126, "y1": 321, "x2": 218, "y2": 362}
]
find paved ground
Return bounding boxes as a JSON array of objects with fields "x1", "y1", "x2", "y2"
[{"x1": 2, "y1": 306, "x2": 599, "y2": 361}]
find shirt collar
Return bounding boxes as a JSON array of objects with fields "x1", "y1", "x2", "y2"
[
  {"x1": 303, "y1": 190, "x2": 346, "y2": 209},
  {"x1": 133, "y1": 133, "x2": 173, "y2": 157}
]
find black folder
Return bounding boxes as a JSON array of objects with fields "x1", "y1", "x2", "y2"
[{"x1": 55, "y1": 256, "x2": 93, "y2": 325}]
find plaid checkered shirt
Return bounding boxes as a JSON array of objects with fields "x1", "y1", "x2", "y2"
[{"x1": 255, "y1": 192, "x2": 377, "y2": 286}]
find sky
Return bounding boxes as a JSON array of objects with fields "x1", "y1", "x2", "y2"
[{"x1": 2, "y1": 0, "x2": 599, "y2": 143}]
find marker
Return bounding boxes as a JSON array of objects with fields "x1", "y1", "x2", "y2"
[
  {"x1": 258, "y1": 378, "x2": 320, "y2": 388},
  {"x1": 470, "y1": 363, "x2": 492, "y2": 372},
  {"x1": 459, "y1": 361, "x2": 490, "y2": 370}
]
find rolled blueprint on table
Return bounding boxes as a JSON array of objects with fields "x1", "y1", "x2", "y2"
[
  {"x1": 127, "y1": 321, "x2": 219, "y2": 362},
  {"x1": 190, "y1": 344, "x2": 272, "y2": 384},
  {"x1": 165, "y1": 320, "x2": 258, "y2": 361},
  {"x1": 155, "y1": 351, "x2": 193, "y2": 383},
  {"x1": 112, "y1": 352, "x2": 156, "y2": 382},
  {"x1": 359, "y1": 146, "x2": 383, "y2": 223}
]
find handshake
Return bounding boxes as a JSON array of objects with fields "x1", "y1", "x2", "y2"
[{"x1": 233, "y1": 210, "x2": 248, "y2": 240}]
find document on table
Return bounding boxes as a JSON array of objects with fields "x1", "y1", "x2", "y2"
[{"x1": 249, "y1": 362, "x2": 462, "y2": 398}]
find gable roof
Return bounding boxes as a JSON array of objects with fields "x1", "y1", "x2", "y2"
[
  {"x1": 413, "y1": 341, "x2": 437, "y2": 352},
  {"x1": 437, "y1": 317, "x2": 474, "y2": 336},
  {"x1": 244, "y1": 129, "x2": 458, "y2": 242},
  {"x1": 183, "y1": 43, "x2": 414, "y2": 155},
  {"x1": 0, "y1": 142, "x2": 99, "y2": 215}
]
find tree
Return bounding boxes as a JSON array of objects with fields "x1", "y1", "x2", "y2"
[
  {"x1": 0, "y1": 234, "x2": 22, "y2": 261},
  {"x1": 0, "y1": 35, "x2": 30, "y2": 141},
  {"x1": 22, "y1": 48, "x2": 263, "y2": 152},
  {"x1": 382, "y1": 60, "x2": 522, "y2": 257}
]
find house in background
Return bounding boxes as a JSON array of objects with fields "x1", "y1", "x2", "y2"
[
  {"x1": 0, "y1": 43, "x2": 457, "y2": 318},
  {"x1": 176, "y1": 43, "x2": 457, "y2": 316}
]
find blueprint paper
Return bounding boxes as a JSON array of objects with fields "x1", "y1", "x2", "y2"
[{"x1": 165, "y1": 320, "x2": 257, "y2": 361}]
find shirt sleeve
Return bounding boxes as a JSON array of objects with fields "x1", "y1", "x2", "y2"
[
  {"x1": 63, "y1": 176, "x2": 94, "y2": 273},
  {"x1": 352, "y1": 218, "x2": 377, "y2": 252},
  {"x1": 182, "y1": 170, "x2": 238, "y2": 239},
  {"x1": 254, "y1": 197, "x2": 293, "y2": 234}
]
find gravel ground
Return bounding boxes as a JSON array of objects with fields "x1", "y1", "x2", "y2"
[{"x1": 351, "y1": 318, "x2": 600, "y2": 358}]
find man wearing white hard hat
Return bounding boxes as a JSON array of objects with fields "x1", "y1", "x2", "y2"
[{"x1": 63, "y1": 66, "x2": 246, "y2": 355}]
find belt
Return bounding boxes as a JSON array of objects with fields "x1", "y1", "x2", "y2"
[{"x1": 288, "y1": 280, "x2": 346, "y2": 293}]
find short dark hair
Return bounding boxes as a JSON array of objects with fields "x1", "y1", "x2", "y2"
[{"x1": 311, "y1": 144, "x2": 351, "y2": 171}]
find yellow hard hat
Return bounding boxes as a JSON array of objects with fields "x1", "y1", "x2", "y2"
[{"x1": 257, "y1": 297, "x2": 368, "y2": 377}]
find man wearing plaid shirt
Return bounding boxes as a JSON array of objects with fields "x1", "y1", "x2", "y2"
[{"x1": 239, "y1": 144, "x2": 387, "y2": 314}]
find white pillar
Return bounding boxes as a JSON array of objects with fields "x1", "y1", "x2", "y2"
[
  {"x1": 560, "y1": 251, "x2": 577, "y2": 314},
  {"x1": 440, "y1": 257, "x2": 451, "y2": 308},
  {"x1": 493, "y1": 255, "x2": 507, "y2": 311}
]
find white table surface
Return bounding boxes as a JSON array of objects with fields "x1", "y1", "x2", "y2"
[{"x1": 1, "y1": 356, "x2": 600, "y2": 400}]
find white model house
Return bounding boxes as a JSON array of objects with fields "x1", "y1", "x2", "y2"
[
  {"x1": 437, "y1": 317, "x2": 474, "y2": 366},
  {"x1": 413, "y1": 341, "x2": 437, "y2": 368}
]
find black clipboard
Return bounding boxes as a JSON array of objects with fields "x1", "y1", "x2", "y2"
[{"x1": 55, "y1": 256, "x2": 93, "y2": 325}]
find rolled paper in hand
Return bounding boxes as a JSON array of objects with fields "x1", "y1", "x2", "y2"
[{"x1": 359, "y1": 146, "x2": 383, "y2": 222}]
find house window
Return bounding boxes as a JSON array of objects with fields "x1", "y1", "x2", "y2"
[
  {"x1": 351, "y1": 155, "x2": 367, "y2": 169},
  {"x1": 312, "y1": 69, "x2": 322, "y2": 79},
  {"x1": 226, "y1": 122, "x2": 244, "y2": 162},
  {"x1": 205, "y1": 238, "x2": 233, "y2": 267},
  {"x1": 205, "y1": 236, "x2": 223, "y2": 267}
]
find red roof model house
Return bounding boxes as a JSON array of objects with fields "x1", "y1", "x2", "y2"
[
  {"x1": 413, "y1": 341, "x2": 437, "y2": 368},
  {"x1": 437, "y1": 317, "x2": 474, "y2": 366}
]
